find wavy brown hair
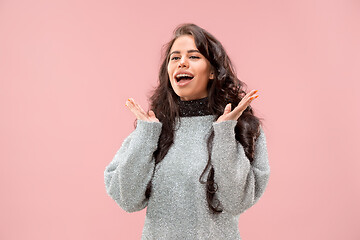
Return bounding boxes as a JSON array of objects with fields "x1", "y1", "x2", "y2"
[{"x1": 136, "y1": 23, "x2": 264, "y2": 214}]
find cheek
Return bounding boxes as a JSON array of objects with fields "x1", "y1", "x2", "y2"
[
  {"x1": 167, "y1": 65, "x2": 173, "y2": 77},
  {"x1": 197, "y1": 62, "x2": 209, "y2": 73},
  {"x1": 198, "y1": 66, "x2": 210, "y2": 78},
  {"x1": 167, "y1": 68, "x2": 174, "y2": 84}
]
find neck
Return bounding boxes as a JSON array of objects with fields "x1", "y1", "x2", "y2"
[
  {"x1": 179, "y1": 94, "x2": 207, "y2": 101},
  {"x1": 177, "y1": 95, "x2": 213, "y2": 117}
]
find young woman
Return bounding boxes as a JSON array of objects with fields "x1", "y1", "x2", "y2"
[{"x1": 104, "y1": 23, "x2": 270, "y2": 240}]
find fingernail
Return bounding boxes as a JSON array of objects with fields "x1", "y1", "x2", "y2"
[
  {"x1": 255, "y1": 95, "x2": 259, "y2": 98},
  {"x1": 254, "y1": 90, "x2": 258, "y2": 93}
]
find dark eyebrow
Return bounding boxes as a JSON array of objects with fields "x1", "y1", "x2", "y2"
[{"x1": 169, "y1": 49, "x2": 200, "y2": 56}]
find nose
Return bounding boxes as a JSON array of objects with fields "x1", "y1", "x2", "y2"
[{"x1": 178, "y1": 56, "x2": 188, "y2": 68}]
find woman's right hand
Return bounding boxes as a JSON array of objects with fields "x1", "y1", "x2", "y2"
[{"x1": 125, "y1": 98, "x2": 160, "y2": 122}]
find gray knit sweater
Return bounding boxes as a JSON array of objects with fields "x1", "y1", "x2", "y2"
[{"x1": 104, "y1": 98, "x2": 270, "y2": 240}]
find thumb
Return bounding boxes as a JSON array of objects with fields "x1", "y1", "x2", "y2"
[
  {"x1": 148, "y1": 110, "x2": 158, "y2": 119},
  {"x1": 148, "y1": 110, "x2": 160, "y2": 122},
  {"x1": 224, "y1": 103, "x2": 232, "y2": 114},
  {"x1": 148, "y1": 110, "x2": 155, "y2": 117}
]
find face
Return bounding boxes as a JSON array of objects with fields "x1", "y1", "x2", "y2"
[{"x1": 167, "y1": 35, "x2": 214, "y2": 101}]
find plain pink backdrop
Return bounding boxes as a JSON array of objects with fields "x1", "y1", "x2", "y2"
[{"x1": 1, "y1": 0, "x2": 359, "y2": 239}]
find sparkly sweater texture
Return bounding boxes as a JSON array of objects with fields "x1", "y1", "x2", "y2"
[{"x1": 104, "y1": 96, "x2": 270, "y2": 240}]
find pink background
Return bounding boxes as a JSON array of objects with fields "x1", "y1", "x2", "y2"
[{"x1": 1, "y1": 0, "x2": 359, "y2": 239}]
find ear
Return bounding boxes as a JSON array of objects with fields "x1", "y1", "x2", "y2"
[
  {"x1": 209, "y1": 71, "x2": 215, "y2": 80},
  {"x1": 209, "y1": 65, "x2": 216, "y2": 79}
]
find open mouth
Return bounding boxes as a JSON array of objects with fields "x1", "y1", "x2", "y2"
[
  {"x1": 175, "y1": 75, "x2": 194, "y2": 82},
  {"x1": 175, "y1": 75, "x2": 194, "y2": 86}
]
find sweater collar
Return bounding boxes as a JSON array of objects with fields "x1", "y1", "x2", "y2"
[{"x1": 178, "y1": 96, "x2": 213, "y2": 117}]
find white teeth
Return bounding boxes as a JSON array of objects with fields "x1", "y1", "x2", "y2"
[{"x1": 176, "y1": 73, "x2": 193, "y2": 78}]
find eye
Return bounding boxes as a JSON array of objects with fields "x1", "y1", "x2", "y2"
[{"x1": 170, "y1": 55, "x2": 200, "y2": 61}]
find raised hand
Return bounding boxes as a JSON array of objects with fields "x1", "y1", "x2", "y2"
[
  {"x1": 125, "y1": 98, "x2": 160, "y2": 122},
  {"x1": 216, "y1": 89, "x2": 259, "y2": 123}
]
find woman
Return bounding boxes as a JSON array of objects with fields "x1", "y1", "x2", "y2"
[{"x1": 104, "y1": 23, "x2": 270, "y2": 240}]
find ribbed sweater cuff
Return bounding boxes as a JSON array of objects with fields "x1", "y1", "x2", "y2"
[
  {"x1": 212, "y1": 120, "x2": 237, "y2": 138},
  {"x1": 134, "y1": 119, "x2": 163, "y2": 141}
]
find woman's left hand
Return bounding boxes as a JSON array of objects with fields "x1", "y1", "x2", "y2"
[{"x1": 216, "y1": 89, "x2": 259, "y2": 123}]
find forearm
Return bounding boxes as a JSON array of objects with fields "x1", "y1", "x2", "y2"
[
  {"x1": 211, "y1": 121, "x2": 270, "y2": 215},
  {"x1": 104, "y1": 120, "x2": 163, "y2": 212}
]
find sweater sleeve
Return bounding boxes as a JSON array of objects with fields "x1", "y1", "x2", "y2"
[
  {"x1": 211, "y1": 120, "x2": 270, "y2": 216},
  {"x1": 104, "y1": 120, "x2": 162, "y2": 213}
]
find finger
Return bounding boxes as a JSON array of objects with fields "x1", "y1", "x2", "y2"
[
  {"x1": 148, "y1": 110, "x2": 154, "y2": 117},
  {"x1": 234, "y1": 94, "x2": 256, "y2": 113},
  {"x1": 128, "y1": 98, "x2": 142, "y2": 114},
  {"x1": 134, "y1": 101, "x2": 147, "y2": 116},
  {"x1": 133, "y1": 102, "x2": 149, "y2": 121},
  {"x1": 129, "y1": 98, "x2": 141, "y2": 111},
  {"x1": 250, "y1": 89, "x2": 258, "y2": 95},
  {"x1": 249, "y1": 95, "x2": 259, "y2": 100},
  {"x1": 126, "y1": 98, "x2": 144, "y2": 119},
  {"x1": 224, "y1": 103, "x2": 232, "y2": 114},
  {"x1": 128, "y1": 105, "x2": 143, "y2": 119},
  {"x1": 244, "y1": 89, "x2": 258, "y2": 100},
  {"x1": 128, "y1": 98, "x2": 136, "y2": 107},
  {"x1": 126, "y1": 98, "x2": 138, "y2": 112},
  {"x1": 148, "y1": 110, "x2": 159, "y2": 122},
  {"x1": 125, "y1": 98, "x2": 134, "y2": 108},
  {"x1": 128, "y1": 106, "x2": 142, "y2": 119}
]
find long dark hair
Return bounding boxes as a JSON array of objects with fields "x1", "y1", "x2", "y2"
[{"x1": 137, "y1": 23, "x2": 263, "y2": 214}]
